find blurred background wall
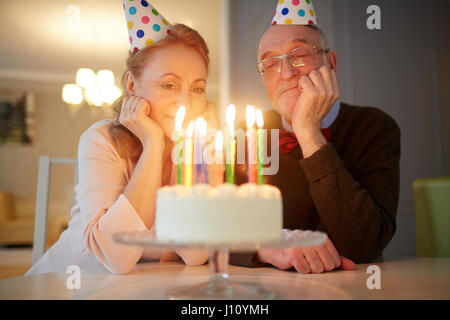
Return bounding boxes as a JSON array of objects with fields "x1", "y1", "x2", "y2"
[
  {"x1": 0, "y1": 0, "x2": 222, "y2": 225},
  {"x1": 0, "y1": 0, "x2": 448, "y2": 257}
]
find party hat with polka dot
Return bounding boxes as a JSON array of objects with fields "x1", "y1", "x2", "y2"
[
  {"x1": 272, "y1": 0, "x2": 319, "y2": 25},
  {"x1": 122, "y1": 0, "x2": 172, "y2": 53}
]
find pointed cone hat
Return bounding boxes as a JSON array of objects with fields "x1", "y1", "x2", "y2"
[
  {"x1": 271, "y1": 0, "x2": 319, "y2": 26},
  {"x1": 122, "y1": 0, "x2": 172, "y2": 52}
]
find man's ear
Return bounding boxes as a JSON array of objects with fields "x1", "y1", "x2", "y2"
[
  {"x1": 327, "y1": 51, "x2": 338, "y2": 73},
  {"x1": 125, "y1": 71, "x2": 136, "y2": 96}
]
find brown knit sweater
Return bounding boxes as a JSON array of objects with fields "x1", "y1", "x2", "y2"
[{"x1": 229, "y1": 102, "x2": 401, "y2": 267}]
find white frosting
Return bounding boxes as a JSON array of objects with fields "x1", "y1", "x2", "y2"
[{"x1": 155, "y1": 184, "x2": 283, "y2": 243}]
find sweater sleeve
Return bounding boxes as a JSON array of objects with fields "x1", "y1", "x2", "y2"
[
  {"x1": 229, "y1": 251, "x2": 272, "y2": 268},
  {"x1": 299, "y1": 118, "x2": 401, "y2": 263},
  {"x1": 77, "y1": 127, "x2": 147, "y2": 274}
]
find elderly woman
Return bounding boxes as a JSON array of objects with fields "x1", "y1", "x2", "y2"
[{"x1": 26, "y1": 21, "x2": 216, "y2": 275}]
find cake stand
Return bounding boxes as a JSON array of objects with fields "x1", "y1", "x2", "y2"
[{"x1": 113, "y1": 229, "x2": 327, "y2": 300}]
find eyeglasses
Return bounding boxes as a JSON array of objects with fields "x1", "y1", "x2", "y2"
[{"x1": 257, "y1": 44, "x2": 328, "y2": 75}]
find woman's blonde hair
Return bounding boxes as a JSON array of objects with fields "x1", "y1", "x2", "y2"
[{"x1": 109, "y1": 24, "x2": 210, "y2": 160}]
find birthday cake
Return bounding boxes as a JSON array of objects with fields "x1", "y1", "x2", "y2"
[{"x1": 155, "y1": 183, "x2": 283, "y2": 243}]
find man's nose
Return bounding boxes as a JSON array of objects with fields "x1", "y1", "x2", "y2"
[{"x1": 280, "y1": 57, "x2": 300, "y2": 80}]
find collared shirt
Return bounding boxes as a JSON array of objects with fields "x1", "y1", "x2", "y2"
[{"x1": 281, "y1": 100, "x2": 341, "y2": 132}]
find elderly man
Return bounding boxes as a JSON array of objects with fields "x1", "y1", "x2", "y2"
[{"x1": 230, "y1": 1, "x2": 400, "y2": 274}]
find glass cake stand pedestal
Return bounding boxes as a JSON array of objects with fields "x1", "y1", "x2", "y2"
[{"x1": 113, "y1": 230, "x2": 327, "y2": 300}]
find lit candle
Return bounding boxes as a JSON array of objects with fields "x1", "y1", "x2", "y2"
[
  {"x1": 194, "y1": 117, "x2": 207, "y2": 184},
  {"x1": 174, "y1": 106, "x2": 185, "y2": 184},
  {"x1": 225, "y1": 104, "x2": 236, "y2": 184},
  {"x1": 215, "y1": 130, "x2": 224, "y2": 184},
  {"x1": 256, "y1": 108, "x2": 264, "y2": 185},
  {"x1": 246, "y1": 105, "x2": 257, "y2": 184},
  {"x1": 184, "y1": 121, "x2": 194, "y2": 187},
  {"x1": 200, "y1": 118, "x2": 208, "y2": 184}
]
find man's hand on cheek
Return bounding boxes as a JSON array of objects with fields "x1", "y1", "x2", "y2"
[{"x1": 290, "y1": 65, "x2": 339, "y2": 157}]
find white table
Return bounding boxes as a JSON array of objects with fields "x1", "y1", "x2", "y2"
[{"x1": 0, "y1": 257, "x2": 449, "y2": 299}]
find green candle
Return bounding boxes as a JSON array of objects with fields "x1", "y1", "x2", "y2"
[
  {"x1": 225, "y1": 104, "x2": 236, "y2": 184},
  {"x1": 228, "y1": 137, "x2": 236, "y2": 184},
  {"x1": 256, "y1": 109, "x2": 264, "y2": 185},
  {"x1": 174, "y1": 106, "x2": 186, "y2": 184},
  {"x1": 225, "y1": 127, "x2": 236, "y2": 184}
]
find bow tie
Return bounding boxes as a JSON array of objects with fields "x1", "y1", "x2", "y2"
[{"x1": 279, "y1": 128, "x2": 331, "y2": 154}]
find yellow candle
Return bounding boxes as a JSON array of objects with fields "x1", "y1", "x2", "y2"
[{"x1": 184, "y1": 121, "x2": 194, "y2": 187}]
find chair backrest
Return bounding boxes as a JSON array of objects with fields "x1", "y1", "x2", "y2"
[
  {"x1": 32, "y1": 156, "x2": 78, "y2": 265},
  {"x1": 413, "y1": 176, "x2": 450, "y2": 258}
]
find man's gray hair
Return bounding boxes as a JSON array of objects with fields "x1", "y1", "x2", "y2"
[{"x1": 307, "y1": 25, "x2": 330, "y2": 52}]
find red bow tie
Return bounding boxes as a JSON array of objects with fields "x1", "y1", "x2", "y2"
[{"x1": 279, "y1": 128, "x2": 331, "y2": 154}]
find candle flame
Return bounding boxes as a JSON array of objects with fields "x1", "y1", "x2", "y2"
[
  {"x1": 187, "y1": 121, "x2": 195, "y2": 138},
  {"x1": 229, "y1": 122, "x2": 235, "y2": 138},
  {"x1": 195, "y1": 117, "x2": 207, "y2": 136},
  {"x1": 201, "y1": 118, "x2": 207, "y2": 136},
  {"x1": 195, "y1": 117, "x2": 204, "y2": 126},
  {"x1": 225, "y1": 104, "x2": 236, "y2": 125},
  {"x1": 215, "y1": 130, "x2": 223, "y2": 151},
  {"x1": 175, "y1": 106, "x2": 185, "y2": 131},
  {"x1": 256, "y1": 108, "x2": 264, "y2": 128},
  {"x1": 246, "y1": 105, "x2": 256, "y2": 128}
]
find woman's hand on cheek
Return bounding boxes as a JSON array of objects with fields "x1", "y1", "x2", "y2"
[{"x1": 119, "y1": 96, "x2": 165, "y2": 148}]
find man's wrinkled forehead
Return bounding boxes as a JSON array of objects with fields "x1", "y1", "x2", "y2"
[{"x1": 258, "y1": 25, "x2": 320, "y2": 60}]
